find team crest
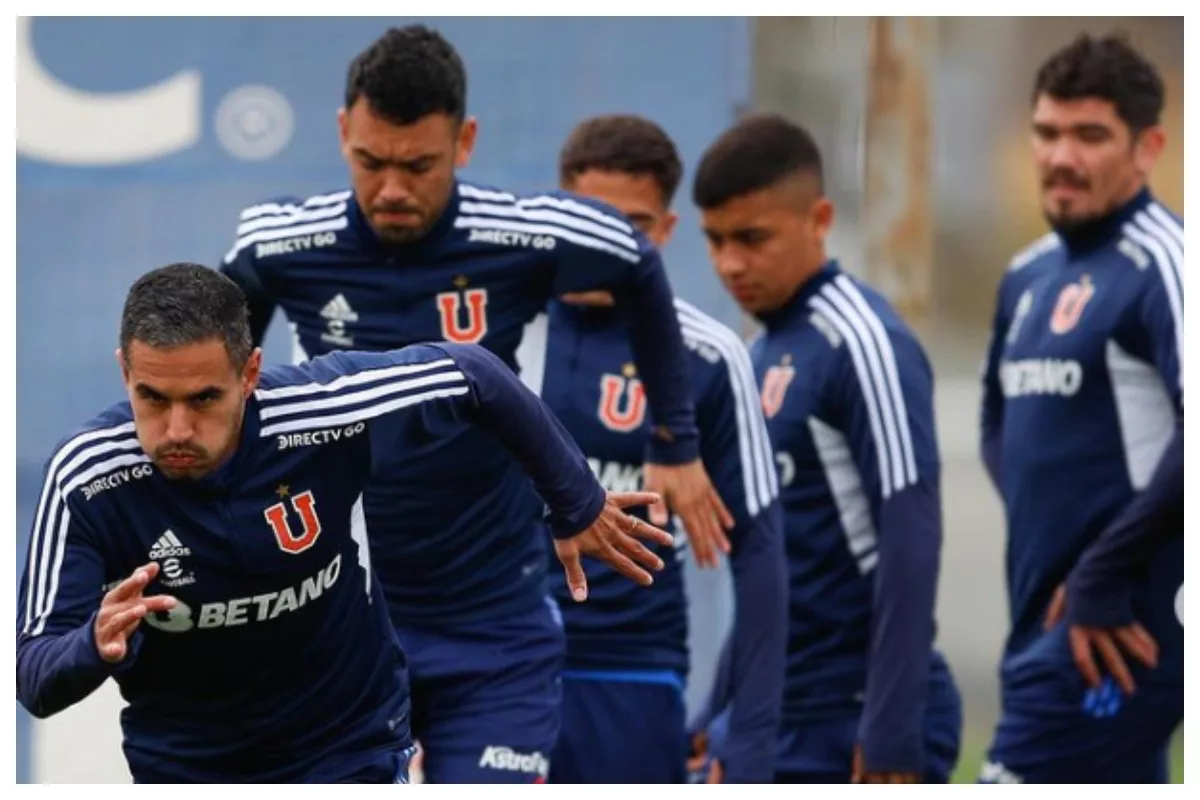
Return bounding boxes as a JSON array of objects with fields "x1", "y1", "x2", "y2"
[
  {"x1": 263, "y1": 487, "x2": 323, "y2": 554},
  {"x1": 437, "y1": 277, "x2": 489, "y2": 344},
  {"x1": 1049, "y1": 275, "x2": 1095, "y2": 335},
  {"x1": 598, "y1": 365, "x2": 646, "y2": 433},
  {"x1": 761, "y1": 363, "x2": 796, "y2": 420}
]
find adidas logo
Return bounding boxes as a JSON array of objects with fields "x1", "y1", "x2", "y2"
[
  {"x1": 320, "y1": 293, "x2": 359, "y2": 323},
  {"x1": 149, "y1": 530, "x2": 191, "y2": 560}
]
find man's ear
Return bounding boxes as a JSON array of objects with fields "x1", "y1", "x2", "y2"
[{"x1": 116, "y1": 347, "x2": 130, "y2": 383}]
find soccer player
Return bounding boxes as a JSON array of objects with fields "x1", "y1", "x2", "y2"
[
  {"x1": 218, "y1": 26, "x2": 732, "y2": 783},
  {"x1": 977, "y1": 34, "x2": 1183, "y2": 784},
  {"x1": 519, "y1": 115, "x2": 788, "y2": 783},
  {"x1": 692, "y1": 114, "x2": 963, "y2": 783},
  {"x1": 15, "y1": 264, "x2": 674, "y2": 784}
]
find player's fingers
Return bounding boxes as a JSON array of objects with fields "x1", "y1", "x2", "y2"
[
  {"x1": 103, "y1": 594, "x2": 177, "y2": 639},
  {"x1": 554, "y1": 546, "x2": 588, "y2": 602},
  {"x1": 707, "y1": 760, "x2": 723, "y2": 784},
  {"x1": 596, "y1": 536, "x2": 653, "y2": 587},
  {"x1": 688, "y1": 496, "x2": 728, "y2": 566},
  {"x1": 1117, "y1": 624, "x2": 1159, "y2": 668},
  {"x1": 648, "y1": 495, "x2": 670, "y2": 528},
  {"x1": 1094, "y1": 632, "x2": 1136, "y2": 695},
  {"x1": 639, "y1": 474, "x2": 672, "y2": 528},
  {"x1": 1043, "y1": 584, "x2": 1066, "y2": 630},
  {"x1": 625, "y1": 515, "x2": 673, "y2": 548},
  {"x1": 106, "y1": 562, "x2": 159, "y2": 603},
  {"x1": 142, "y1": 595, "x2": 178, "y2": 614},
  {"x1": 100, "y1": 638, "x2": 127, "y2": 663},
  {"x1": 1068, "y1": 626, "x2": 1102, "y2": 689},
  {"x1": 709, "y1": 487, "x2": 736, "y2": 533},
  {"x1": 99, "y1": 604, "x2": 147, "y2": 643},
  {"x1": 679, "y1": 505, "x2": 717, "y2": 568},
  {"x1": 612, "y1": 526, "x2": 664, "y2": 573},
  {"x1": 850, "y1": 747, "x2": 864, "y2": 784},
  {"x1": 607, "y1": 491, "x2": 663, "y2": 511},
  {"x1": 113, "y1": 606, "x2": 151, "y2": 640},
  {"x1": 99, "y1": 604, "x2": 139, "y2": 642}
]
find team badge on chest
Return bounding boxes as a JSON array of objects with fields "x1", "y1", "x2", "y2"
[
  {"x1": 761, "y1": 356, "x2": 796, "y2": 420},
  {"x1": 598, "y1": 363, "x2": 646, "y2": 433},
  {"x1": 1049, "y1": 275, "x2": 1095, "y2": 335},
  {"x1": 437, "y1": 275, "x2": 489, "y2": 344},
  {"x1": 263, "y1": 486, "x2": 323, "y2": 554}
]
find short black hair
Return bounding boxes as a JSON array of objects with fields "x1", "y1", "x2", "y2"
[
  {"x1": 1033, "y1": 32, "x2": 1165, "y2": 133},
  {"x1": 559, "y1": 115, "x2": 684, "y2": 206},
  {"x1": 120, "y1": 264, "x2": 252, "y2": 369},
  {"x1": 692, "y1": 113, "x2": 824, "y2": 210},
  {"x1": 344, "y1": 25, "x2": 467, "y2": 125}
]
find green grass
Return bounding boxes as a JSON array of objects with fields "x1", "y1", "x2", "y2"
[{"x1": 951, "y1": 728, "x2": 1184, "y2": 783}]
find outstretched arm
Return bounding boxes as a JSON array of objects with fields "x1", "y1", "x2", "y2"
[{"x1": 296, "y1": 344, "x2": 675, "y2": 598}]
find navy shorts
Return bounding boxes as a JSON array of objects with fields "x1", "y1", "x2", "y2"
[
  {"x1": 551, "y1": 672, "x2": 687, "y2": 783},
  {"x1": 315, "y1": 745, "x2": 420, "y2": 784},
  {"x1": 400, "y1": 597, "x2": 565, "y2": 784},
  {"x1": 982, "y1": 673, "x2": 1182, "y2": 783},
  {"x1": 774, "y1": 666, "x2": 962, "y2": 783}
]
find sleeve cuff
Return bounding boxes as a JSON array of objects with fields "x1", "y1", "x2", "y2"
[
  {"x1": 547, "y1": 483, "x2": 608, "y2": 540},
  {"x1": 80, "y1": 611, "x2": 142, "y2": 675},
  {"x1": 1066, "y1": 575, "x2": 1136, "y2": 628},
  {"x1": 645, "y1": 433, "x2": 700, "y2": 465}
]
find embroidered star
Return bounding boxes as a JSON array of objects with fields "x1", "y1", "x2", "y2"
[
  {"x1": 622, "y1": 362, "x2": 637, "y2": 378},
  {"x1": 453, "y1": 275, "x2": 470, "y2": 290},
  {"x1": 275, "y1": 484, "x2": 290, "y2": 498}
]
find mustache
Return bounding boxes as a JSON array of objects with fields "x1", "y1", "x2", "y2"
[{"x1": 1043, "y1": 168, "x2": 1089, "y2": 190}]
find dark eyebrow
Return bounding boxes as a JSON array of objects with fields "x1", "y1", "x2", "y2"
[
  {"x1": 351, "y1": 146, "x2": 439, "y2": 170},
  {"x1": 134, "y1": 383, "x2": 224, "y2": 403}
]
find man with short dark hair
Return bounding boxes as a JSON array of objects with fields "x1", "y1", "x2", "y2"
[
  {"x1": 693, "y1": 113, "x2": 962, "y2": 783},
  {"x1": 977, "y1": 33, "x2": 1183, "y2": 784},
  {"x1": 15, "y1": 263, "x2": 672, "y2": 784},
  {"x1": 524, "y1": 114, "x2": 788, "y2": 784},
  {"x1": 219, "y1": 26, "x2": 734, "y2": 783}
]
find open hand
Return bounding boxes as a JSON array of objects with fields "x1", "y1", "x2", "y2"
[
  {"x1": 554, "y1": 491, "x2": 674, "y2": 602},
  {"x1": 1043, "y1": 584, "x2": 1159, "y2": 695},
  {"x1": 643, "y1": 459, "x2": 733, "y2": 568}
]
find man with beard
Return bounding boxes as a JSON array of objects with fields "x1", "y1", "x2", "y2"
[
  {"x1": 16, "y1": 264, "x2": 673, "y2": 783},
  {"x1": 977, "y1": 33, "x2": 1183, "y2": 784},
  {"x1": 218, "y1": 25, "x2": 732, "y2": 783}
]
